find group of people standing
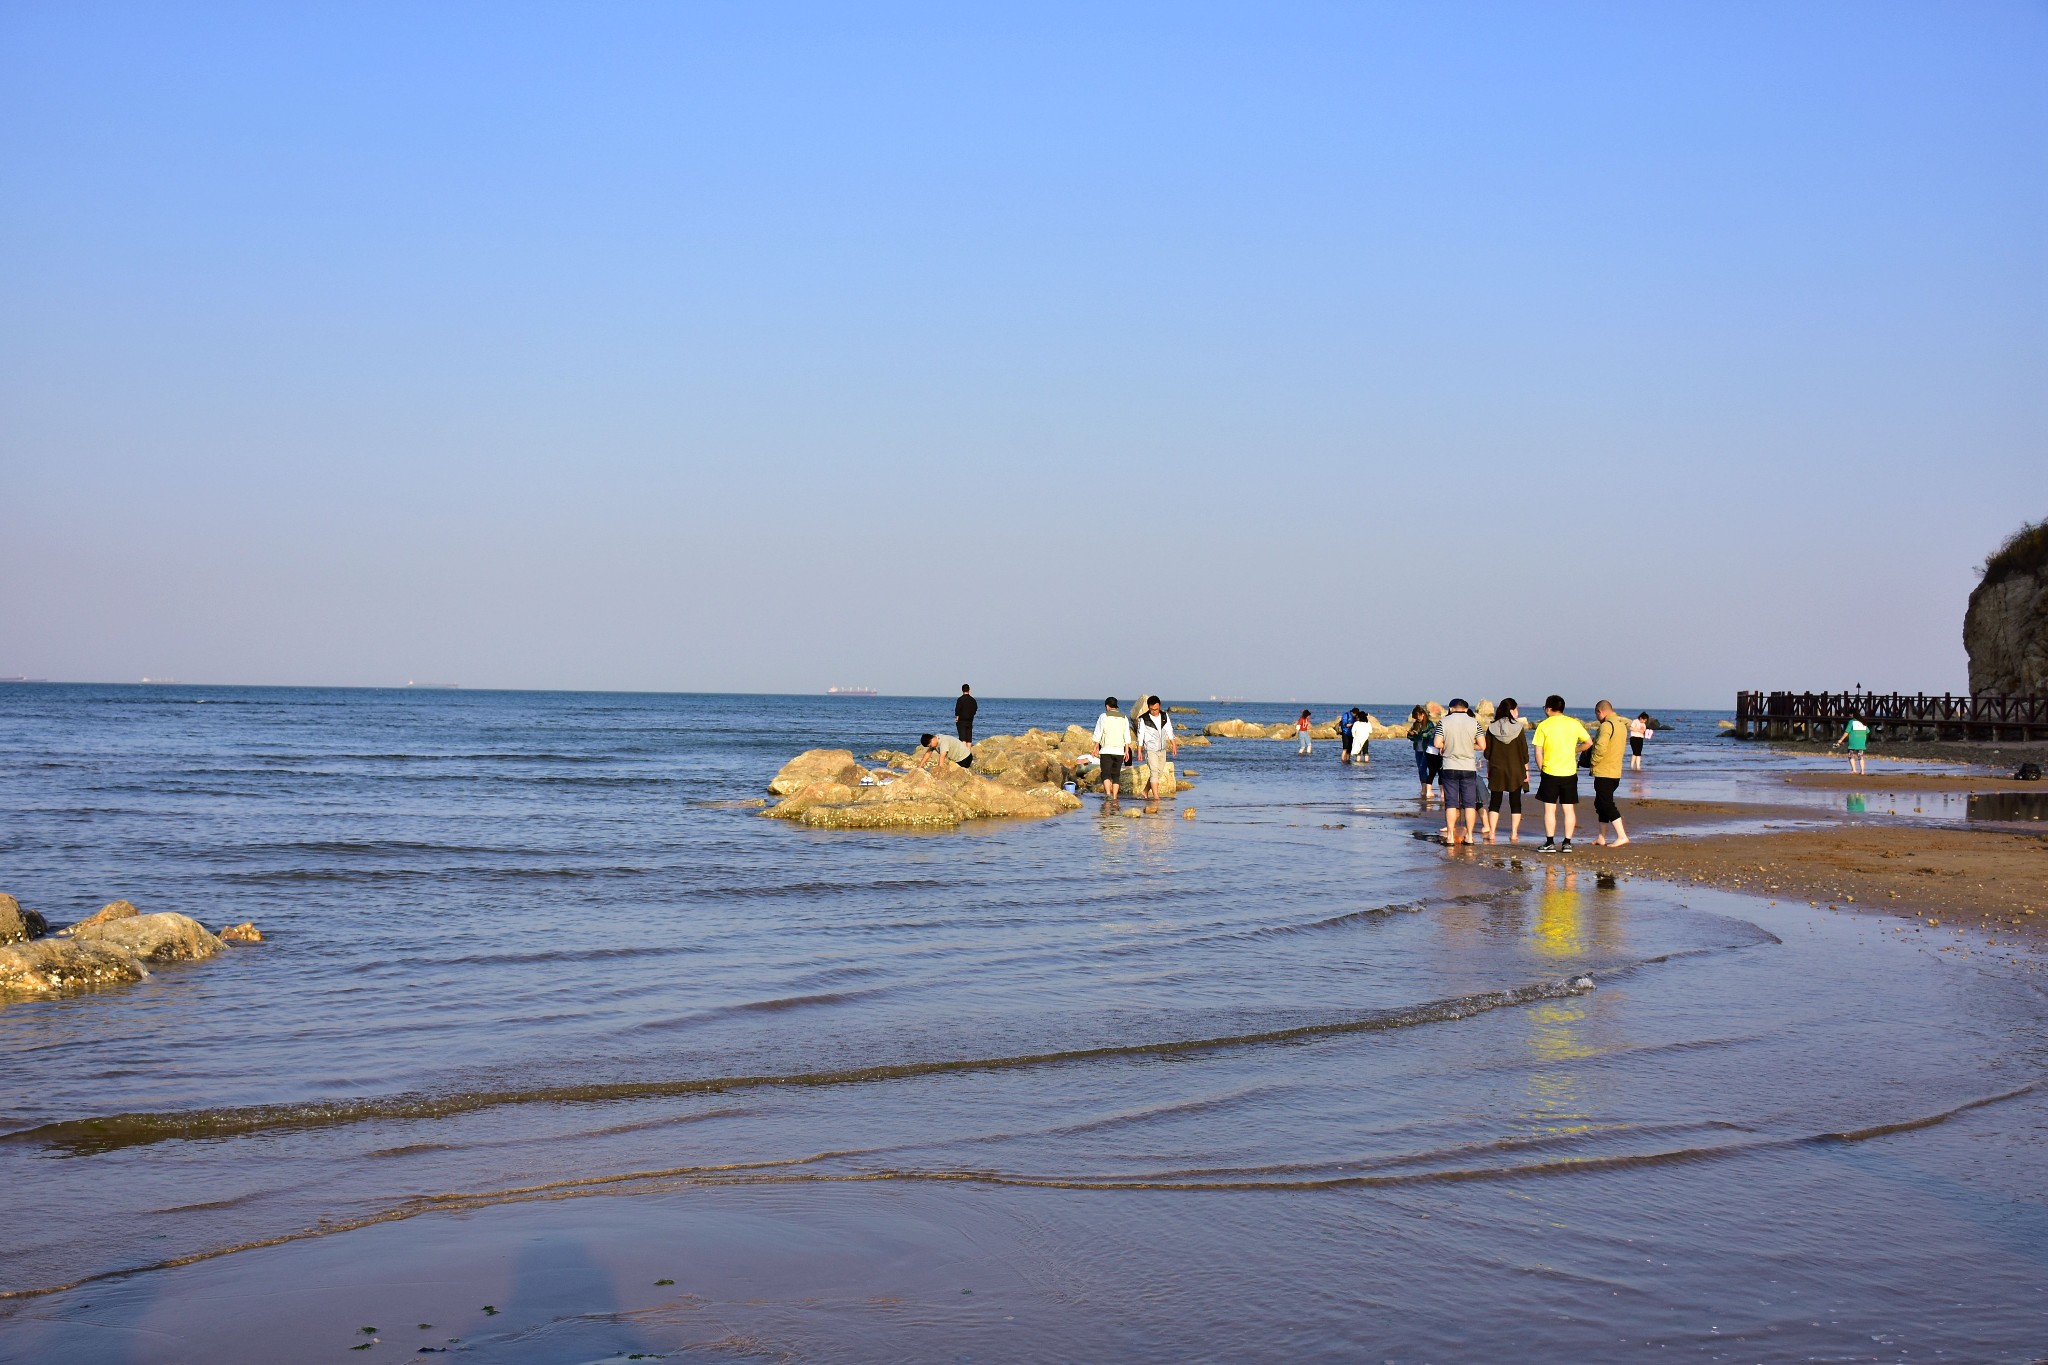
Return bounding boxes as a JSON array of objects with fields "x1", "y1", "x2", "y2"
[
  {"x1": 915, "y1": 686, "x2": 1649, "y2": 847},
  {"x1": 1405, "y1": 697, "x2": 1647, "y2": 852}
]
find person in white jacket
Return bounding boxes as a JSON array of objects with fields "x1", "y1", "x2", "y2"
[{"x1": 1092, "y1": 697, "x2": 1134, "y2": 807}]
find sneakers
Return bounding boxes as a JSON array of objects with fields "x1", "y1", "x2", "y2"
[
  {"x1": 1537, "y1": 840, "x2": 1557, "y2": 854},
  {"x1": 1561, "y1": 838, "x2": 1574, "y2": 853}
]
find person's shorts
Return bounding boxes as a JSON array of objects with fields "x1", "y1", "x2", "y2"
[
  {"x1": 1537, "y1": 773, "x2": 1580, "y2": 805},
  {"x1": 958, "y1": 754, "x2": 974, "y2": 769},
  {"x1": 1847, "y1": 740, "x2": 1867, "y2": 752},
  {"x1": 1629, "y1": 736, "x2": 1644, "y2": 756},
  {"x1": 1099, "y1": 754, "x2": 1124, "y2": 783},
  {"x1": 1441, "y1": 769, "x2": 1480, "y2": 808}
]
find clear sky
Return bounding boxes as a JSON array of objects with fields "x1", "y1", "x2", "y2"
[{"x1": 3, "y1": 2, "x2": 2043, "y2": 706}]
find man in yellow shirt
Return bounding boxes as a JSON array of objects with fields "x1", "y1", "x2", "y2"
[{"x1": 1529, "y1": 694, "x2": 1591, "y2": 853}]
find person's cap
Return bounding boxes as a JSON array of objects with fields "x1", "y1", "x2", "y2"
[{"x1": 1449, "y1": 698, "x2": 1469, "y2": 709}]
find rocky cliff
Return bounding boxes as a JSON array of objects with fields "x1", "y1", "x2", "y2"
[{"x1": 1965, "y1": 518, "x2": 2048, "y2": 696}]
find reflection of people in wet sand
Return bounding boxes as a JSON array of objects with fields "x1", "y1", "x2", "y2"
[{"x1": 1836, "y1": 715, "x2": 1870, "y2": 775}]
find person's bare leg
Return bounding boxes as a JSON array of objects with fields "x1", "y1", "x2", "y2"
[
  {"x1": 1608, "y1": 818, "x2": 1629, "y2": 847},
  {"x1": 1543, "y1": 801, "x2": 1558, "y2": 842},
  {"x1": 1483, "y1": 808, "x2": 1498, "y2": 843},
  {"x1": 1561, "y1": 803, "x2": 1577, "y2": 841},
  {"x1": 1509, "y1": 810, "x2": 1523, "y2": 842}
]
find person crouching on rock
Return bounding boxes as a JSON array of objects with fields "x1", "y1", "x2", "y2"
[
  {"x1": 915, "y1": 732, "x2": 974, "y2": 772},
  {"x1": 1092, "y1": 697, "x2": 1134, "y2": 808}
]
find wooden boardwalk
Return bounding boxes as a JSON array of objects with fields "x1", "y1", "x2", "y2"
[{"x1": 1734, "y1": 691, "x2": 2048, "y2": 742}]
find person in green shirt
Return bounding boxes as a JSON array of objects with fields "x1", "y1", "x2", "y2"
[
  {"x1": 1529, "y1": 694, "x2": 1592, "y2": 853},
  {"x1": 1836, "y1": 716, "x2": 1870, "y2": 775}
]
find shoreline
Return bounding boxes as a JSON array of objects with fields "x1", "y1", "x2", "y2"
[{"x1": 1424, "y1": 783, "x2": 2048, "y2": 947}]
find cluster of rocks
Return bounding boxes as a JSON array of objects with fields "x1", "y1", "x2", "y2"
[
  {"x1": 0, "y1": 893, "x2": 262, "y2": 1002},
  {"x1": 762, "y1": 725, "x2": 1199, "y2": 830},
  {"x1": 1204, "y1": 713, "x2": 1425, "y2": 742}
]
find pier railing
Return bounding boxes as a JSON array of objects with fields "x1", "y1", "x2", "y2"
[{"x1": 1733, "y1": 691, "x2": 2048, "y2": 742}]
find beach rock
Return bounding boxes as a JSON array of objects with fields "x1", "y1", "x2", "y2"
[
  {"x1": 0, "y1": 939, "x2": 150, "y2": 997},
  {"x1": 767, "y1": 749, "x2": 868, "y2": 796},
  {"x1": 59, "y1": 899, "x2": 140, "y2": 936},
  {"x1": 0, "y1": 893, "x2": 49, "y2": 945},
  {"x1": 218, "y1": 922, "x2": 264, "y2": 944},
  {"x1": 763, "y1": 761, "x2": 1080, "y2": 831},
  {"x1": 1965, "y1": 534, "x2": 2048, "y2": 695},
  {"x1": 69, "y1": 912, "x2": 223, "y2": 963}
]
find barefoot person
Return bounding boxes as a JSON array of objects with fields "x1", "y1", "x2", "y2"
[
  {"x1": 1483, "y1": 698, "x2": 1530, "y2": 844},
  {"x1": 1350, "y1": 709, "x2": 1373, "y2": 764},
  {"x1": 1296, "y1": 709, "x2": 1314, "y2": 756},
  {"x1": 1337, "y1": 708, "x2": 1355, "y2": 765},
  {"x1": 1136, "y1": 695, "x2": 1179, "y2": 804},
  {"x1": 1434, "y1": 698, "x2": 1482, "y2": 846},
  {"x1": 1531, "y1": 695, "x2": 1591, "y2": 854},
  {"x1": 1628, "y1": 712, "x2": 1650, "y2": 771},
  {"x1": 914, "y1": 732, "x2": 974, "y2": 772},
  {"x1": 1836, "y1": 714, "x2": 1870, "y2": 775},
  {"x1": 955, "y1": 684, "x2": 978, "y2": 743},
  {"x1": 1589, "y1": 700, "x2": 1631, "y2": 847},
  {"x1": 1092, "y1": 697, "x2": 1134, "y2": 807}
]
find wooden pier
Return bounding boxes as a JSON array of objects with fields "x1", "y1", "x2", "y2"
[{"x1": 1734, "y1": 691, "x2": 2048, "y2": 742}]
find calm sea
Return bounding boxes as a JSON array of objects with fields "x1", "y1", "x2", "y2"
[{"x1": 1, "y1": 685, "x2": 2044, "y2": 1362}]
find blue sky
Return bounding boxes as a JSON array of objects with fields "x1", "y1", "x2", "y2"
[{"x1": 3, "y1": 2, "x2": 2043, "y2": 705}]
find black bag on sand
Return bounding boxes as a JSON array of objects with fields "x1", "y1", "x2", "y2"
[{"x1": 2017, "y1": 763, "x2": 2043, "y2": 781}]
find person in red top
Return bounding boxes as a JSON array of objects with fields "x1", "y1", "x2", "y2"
[{"x1": 1296, "y1": 709, "x2": 1313, "y2": 756}]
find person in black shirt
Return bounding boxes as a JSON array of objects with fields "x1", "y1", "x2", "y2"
[{"x1": 955, "y1": 684, "x2": 978, "y2": 742}]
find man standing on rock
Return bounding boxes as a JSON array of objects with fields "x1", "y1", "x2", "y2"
[
  {"x1": 1136, "y1": 696, "x2": 1179, "y2": 805},
  {"x1": 955, "y1": 684, "x2": 978, "y2": 743},
  {"x1": 914, "y1": 732, "x2": 974, "y2": 772},
  {"x1": 1092, "y1": 697, "x2": 1134, "y2": 808}
]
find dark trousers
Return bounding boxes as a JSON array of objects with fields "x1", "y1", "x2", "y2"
[
  {"x1": 1593, "y1": 776, "x2": 1622, "y2": 823},
  {"x1": 957, "y1": 719, "x2": 973, "y2": 742}
]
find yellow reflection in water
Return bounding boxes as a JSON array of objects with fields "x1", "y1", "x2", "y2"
[{"x1": 1532, "y1": 867, "x2": 1586, "y2": 958}]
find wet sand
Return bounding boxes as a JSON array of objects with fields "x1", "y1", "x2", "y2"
[
  {"x1": 1779, "y1": 770, "x2": 2048, "y2": 794},
  {"x1": 1545, "y1": 785, "x2": 2048, "y2": 945}
]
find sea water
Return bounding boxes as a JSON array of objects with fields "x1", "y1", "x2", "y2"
[{"x1": 1, "y1": 686, "x2": 2043, "y2": 1362}]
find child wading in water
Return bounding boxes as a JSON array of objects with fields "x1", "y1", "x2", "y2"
[
  {"x1": 1836, "y1": 715, "x2": 1870, "y2": 774},
  {"x1": 1296, "y1": 710, "x2": 1313, "y2": 755}
]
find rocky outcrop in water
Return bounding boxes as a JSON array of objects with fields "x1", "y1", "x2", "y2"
[
  {"x1": 763, "y1": 751, "x2": 1082, "y2": 829},
  {"x1": 1966, "y1": 519, "x2": 2048, "y2": 696},
  {"x1": 0, "y1": 897, "x2": 253, "y2": 1002},
  {"x1": 1, "y1": 892, "x2": 49, "y2": 945}
]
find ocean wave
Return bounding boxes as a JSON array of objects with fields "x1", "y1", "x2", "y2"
[
  {"x1": 4, "y1": 974, "x2": 1603, "y2": 1155},
  {"x1": 3, "y1": 1083, "x2": 2033, "y2": 1306}
]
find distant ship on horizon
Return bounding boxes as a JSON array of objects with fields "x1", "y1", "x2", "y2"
[{"x1": 826, "y1": 686, "x2": 878, "y2": 697}]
